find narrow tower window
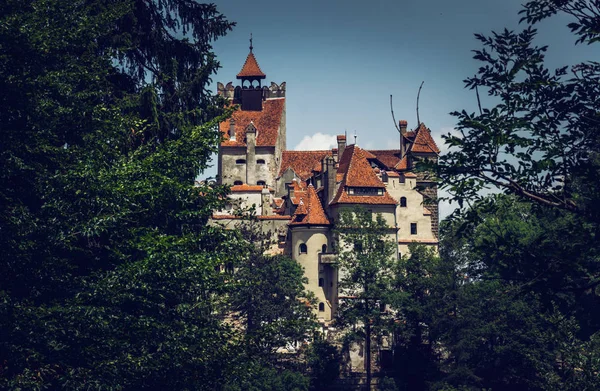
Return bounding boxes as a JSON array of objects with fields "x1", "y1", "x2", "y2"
[
  {"x1": 411, "y1": 223, "x2": 417, "y2": 235},
  {"x1": 299, "y1": 243, "x2": 308, "y2": 254},
  {"x1": 256, "y1": 159, "x2": 265, "y2": 164},
  {"x1": 319, "y1": 303, "x2": 325, "y2": 312},
  {"x1": 235, "y1": 159, "x2": 246, "y2": 164},
  {"x1": 319, "y1": 278, "x2": 324, "y2": 287},
  {"x1": 400, "y1": 197, "x2": 407, "y2": 207},
  {"x1": 322, "y1": 244, "x2": 327, "y2": 253}
]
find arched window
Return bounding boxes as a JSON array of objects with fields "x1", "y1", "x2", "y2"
[
  {"x1": 299, "y1": 243, "x2": 307, "y2": 254},
  {"x1": 256, "y1": 159, "x2": 266, "y2": 164},
  {"x1": 233, "y1": 180, "x2": 243, "y2": 186},
  {"x1": 235, "y1": 159, "x2": 246, "y2": 164},
  {"x1": 400, "y1": 197, "x2": 407, "y2": 207},
  {"x1": 322, "y1": 244, "x2": 327, "y2": 253},
  {"x1": 318, "y1": 302, "x2": 325, "y2": 312},
  {"x1": 319, "y1": 278, "x2": 324, "y2": 287},
  {"x1": 257, "y1": 180, "x2": 266, "y2": 186}
]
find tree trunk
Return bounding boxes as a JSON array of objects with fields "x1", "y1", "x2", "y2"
[{"x1": 365, "y1": 314, "x2": 372, "y2": 390}]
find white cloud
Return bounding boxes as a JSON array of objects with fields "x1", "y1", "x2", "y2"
[
  {"x1": 294, "y1": 133, "x2": 337, "y2": 151},
  {"x1": 432, "y1": 126, "x2": 460, "y2": 155}
]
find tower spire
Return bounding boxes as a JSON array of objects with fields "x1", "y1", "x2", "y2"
[{"x1": 249, "y1": 33, "x2": 253, "y2": 53}]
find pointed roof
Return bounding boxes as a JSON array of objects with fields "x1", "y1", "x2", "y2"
[
  {"x1": 278, "y1": 150, "x2": 333, "y2": 180},
  {"x1": 236, "y1": 52, "x2": 266, "y2": 79},
  {"x1": 290, "y1": 184, "x2": 331, "y2": 226},
  {"x1": 410, "y1": 123, "x2": 440, "y2": 154},
  {"x1": 339, "y1": 145, "x2": 386, "y2": 188},
  {"x1": 330, "y1": 145, "x2": 397, "y2": 206}
]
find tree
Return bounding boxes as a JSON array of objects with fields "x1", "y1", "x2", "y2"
[
  {"x1": 435, "y1": 0, "x2": 600, "y2": 221},
  {"x1": 388, "y1": 244, "x2": 455, "y2": 391},
  {"x1": 436, "y1": 195, "x2": 600, "y2": 390},
  {"x1": 0, "y1": 1, "x2": 244, "y2": 388},
  {"x1": 334, "y1": 207, "x2": 397, "y2": 389}
]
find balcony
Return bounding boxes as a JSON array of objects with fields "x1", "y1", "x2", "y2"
[{"x1": 319, "y1": 253, "x2": 338, "y2": 264}]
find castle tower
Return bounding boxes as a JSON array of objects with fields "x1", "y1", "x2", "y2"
[
  {"x1": 236, "y1": 36, "x2": 266, "y2": 111},
  {"x1": 289, "y1": 184, "x2": 336, "y2": 321},
  {"x1": 217, "y1": 37, "x2": 286, "y2": 189}
]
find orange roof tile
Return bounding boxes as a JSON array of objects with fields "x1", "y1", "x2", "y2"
[
  {"x1": 403, "y1": 172, "x2": 417, "y2": 178},
  {"x1": 338, "y1": 145, "x2": 386, "y2": 188},
  {"x1": 230, "y1": 184, "x2": 264, "y2": 192},
  {"x1": 386, "y1": 171, "x2": 400, "y2": 178},
  {"x1": 368, "y1": 150, "x2": 402, "y2": 169},
  {"x1": 278, "y1": 150, "x2": 333, "y2": 180},
  {"x1": 394, "y1": 156, "x2": 408, "y2": 171},
  {"x1": 410, "y1": 123, "x2": 440, "y2": 154},
  {"x1": 290, "y1": 179, "x2": 307, "y2": 205},
  {"x1": 331, "y1": 145, "x2": 398, "y2": 206},
  {"x1": 290, "y1": 185, "x2": 331, "y2": 226},
  {"x1": 330, "y1": 190, "x2": 398, "y2": 206},
  {"x1": 236, "y1": 52, "x2": 266, "y2": 79},
  {"x1": 219, "y1": 99, "x2": 285, "y2": 147}
]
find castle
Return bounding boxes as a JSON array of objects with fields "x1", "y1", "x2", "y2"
[{"x1": 213, "y1": 43, "x2": 440, "y2": 322}]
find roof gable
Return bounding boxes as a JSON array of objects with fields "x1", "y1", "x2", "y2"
[
  {"x1": 410, "y1": 123, "x2": 440, "y2": 154},
  {"x1": 236, "y1": 52, "x2": 266, "y2": 79},
  {"x1": 340, "y1": 145, "x2": 386, "y2": 188},
  {"x1": 291, "y1": 185, "x2": 331, "y2": 226}
]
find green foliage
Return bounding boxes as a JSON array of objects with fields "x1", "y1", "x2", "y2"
[
  {"x1": 389, "y1": 244, "x2": 454, "y2": 390},
  {"x1": 437, "y1": 195, "x2": 600, "y2": 391},
  {"x1": 0, "y1": 0, "x2": 260, "y2": 389},
  {"x1": 334, "y1": 207, "x2": 397, "y2": 387},
  {"x1": 435, "y1": 1, "x2": 600, "y2": 220},
  {"x1": 305, "y1": 336, "x2": 341, "y2": 391}
]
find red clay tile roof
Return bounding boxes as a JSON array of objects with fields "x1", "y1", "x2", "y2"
[
  {"x1": 331, "y1": 145, "x2": 397, "y2": 206},
  {"x1": 219, "y1": 99, "x2": 285, "y2": 147},
  {"x1": 230, "y1": 184, "x2": 264, "y2": 192},
  {"x1": 290, "y1": 185, "x2": 331, "y2": 226},
  {"x1": 236, "y1": 52, "x2": 266, "y2": 79},
  {"x1": 386, "y1": 171, "x2": 400, "y2": 178},
  {"x1": 403, "y1": 172, "x2": 417, "y2": 178},
  {"x1": 290, "y1": 179, "x2": 307, "y2": 205},
  {"x1": 278, "y1": 150, "x2": 333, "y2": 180},
  {"x1": 368, "y1": 150, "x2": 402, "y2": 169},
  {"x1": 410, "y1": 123, "x2": 440, "y2": 154},
  {"x1": 395, "y1": 156, "x2": 408, "y2": 171},
  {"x1": 338, "y1": 145, "x2": 386, "y2": 188},
  {"x1": 330, "y1": 190, "x2": 398, "y2": 205}
]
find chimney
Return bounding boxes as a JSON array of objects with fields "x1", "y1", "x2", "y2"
[
  {"x1": 399, "y1": 120, "x2": 407, "y2": 156},
  {"x1": 337, "y1": 135, "x2": 346, "y2": 162},
  {"x1": 229, "y1": 118, "x2": 236, "y2": 141},
  {"x1": 325, "y1": 156, "x2": 336, "y2": 205},
  {"x1": 245, "y1": 122, "x2": 256, "y2": 185},
  {"x1": 261, "y1": 187, "x2": 271, "y2": 215}
]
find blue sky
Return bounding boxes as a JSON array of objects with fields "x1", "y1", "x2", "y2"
[{"x1": 206, "y1": 0, "x2": 598, "y2": 216}]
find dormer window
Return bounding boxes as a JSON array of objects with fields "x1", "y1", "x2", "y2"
[
  {"x1": 257, "y1": 180, "x2": 266, "y2": 186},
  {"x1": 234, "y1": 180, "x2": 243, "y2": 186},
  {"x1": 235, "y1": 159, "x2": 246, "y2": 164},
  {"x1": 347, "y1": 187, "x2": 383, "y2": 196},
  {"x1": 256, "y1": 159, "x2": 265, "y2": 164}
]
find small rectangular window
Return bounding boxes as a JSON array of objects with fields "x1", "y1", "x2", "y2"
[{"x1": 410, "y1": 223, "x2": 417, "y2": 235}]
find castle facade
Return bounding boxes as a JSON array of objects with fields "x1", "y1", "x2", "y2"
[{"x1": 213, "y1": 45, "x2": 439, "y2": 322}]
